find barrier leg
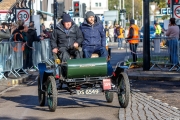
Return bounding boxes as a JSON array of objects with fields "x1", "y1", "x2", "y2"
[
  {"x1": 48, "y1": 59, "x2": 54, "y2": 65},
  {"x1": 22, "y1": 69, "x2": 28, "y2": 74},
  {"x1": 168, "y1": 64, "x2": 179, "y2": 71},
  {"x1": 0, "y1": 72, "x2": 7, "y2": 80},
  {"x1": 14, "y1": 69, "x2": 21, "y2": 77},
  {"x1": 176, "y1": 65, "x2": 180, "y2": 71},
  {"x1": 8, "y1": 70, "x2": 18, "y2": 78},
  {"x1": 149, "y1": 63, "x2": 156, "y2": 70}
]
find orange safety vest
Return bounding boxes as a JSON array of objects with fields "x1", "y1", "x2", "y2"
[
  {"x1": 13, "y1": 33, "x2": 25, "y2": 52},
  {"x1": 117, "y1": 27, "x2": 124, "y2": 38},
  {"x1": 128, "y1": 25, "x2": 139, "y2": 44}
]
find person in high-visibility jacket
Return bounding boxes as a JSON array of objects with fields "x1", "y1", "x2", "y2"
[
  {"x1": 116, "y1": 25, "x2": 125, "y2": 49},
  {"x1": 127, "y1": 19, "x2": 139, "y2": 63},
  {"x1": 154, "y1": 21, "x2": 162, "y2": 53},
  {"x1": 154, "y1": 21, "x2": 162, "y2": 36}
]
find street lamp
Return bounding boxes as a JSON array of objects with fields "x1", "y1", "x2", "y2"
[
  {"x1": 150, "y1": 4, "x2": 155, "y2": 22},
  {"x1": 132, "y1": 0, "x2": 134, "y2": 19}
]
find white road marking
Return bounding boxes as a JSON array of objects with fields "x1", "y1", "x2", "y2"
[{"x1": 0, "y1": 85, "x2": 18, "y2": 96}]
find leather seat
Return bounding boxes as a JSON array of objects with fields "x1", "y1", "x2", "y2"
[{"x1": 91, "y1": 53, "x2": 99, "y2": 58}]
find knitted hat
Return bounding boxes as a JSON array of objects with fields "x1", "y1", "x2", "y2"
[
  {"x1": 85, "y1": 11, "x2": 95, "y2": 19},
  {"x1": 154, "y1": 21, "x2": 157, "y2": 24},
  {"x1": 62, "y1": 14, "x2": 72, "y2": 22},
  {"x1": 130, "y1": 19, "x2": 135, "y2": 24}
]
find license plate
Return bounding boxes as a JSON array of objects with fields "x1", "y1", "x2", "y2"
[
  {"x1": 103, "y1": 79, "x2": 111, "y2": 90},
  {"x1": 76, "y1": 89, "x2": 101, "y2": 95}
]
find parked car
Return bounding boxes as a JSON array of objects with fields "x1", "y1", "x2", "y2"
[{"x1": 140, "y1": 26, "x2": 155, "y2": 42}]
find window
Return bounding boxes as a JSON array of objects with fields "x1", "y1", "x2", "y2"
[
  {"x1": 95, "y1": 3, "x2": 98, "y2": 7},
  {"x1": 99, "y1": 3, "x2": 101, "y2": 7}
]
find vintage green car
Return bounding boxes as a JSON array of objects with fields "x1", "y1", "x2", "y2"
[{"x1": 37, "y1": 53, "x2": 130, "y2": 112}]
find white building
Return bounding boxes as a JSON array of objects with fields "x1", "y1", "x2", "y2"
[{"x1": 73, "y1": 0, "x2": 109, "y2": 16}]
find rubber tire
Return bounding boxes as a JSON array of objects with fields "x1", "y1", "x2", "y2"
[
  {"x1": 118, "y1": 72, "x2": 130, "y2": 108},
  {"x1": 38, "y1": 76, "x2": 46, "y2": 106},
  {"x1": 47, "y1": 76, "x2": 58, "y2": 112},
  {"x1": 105, "y1": 91, "x2": 114, "y2": 103}
]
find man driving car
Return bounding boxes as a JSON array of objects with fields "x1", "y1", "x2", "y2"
[{"x1": 50, "y1": 14, "x2": 83, "y2": 62}]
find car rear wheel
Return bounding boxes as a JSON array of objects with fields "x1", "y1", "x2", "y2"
[
  {"x1": 105, "y1": 91, "x2": 114, "y2": 103},
  {"x1": 117, "y1": 73, "x2": 130, "y2": 108}
]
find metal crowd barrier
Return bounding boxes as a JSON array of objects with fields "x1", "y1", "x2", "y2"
[
  {"x1": 32, "y1": 39, "x2": 54, "y2": 69},
  {"x1": 0, "y1": 41, "x2": 13, "y2": 80},
  {"x1": 124, "y1": 37, "x2": 180, "y2": 71},
  {"x1": 10, "y1": 42, "x2": 28, "y2": 77},
  {"x1": 0, "y1": 41, "x2": 27, "y2": 80},
  {"x1": 32, "y1": 41, "x2": 42, "y2": 69},
  {"x1": 150, "y1": 37, "x2": 180, "y2": 71}
]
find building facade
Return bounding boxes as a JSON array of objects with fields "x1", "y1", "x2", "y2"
[{"x1": 72, "y1": 0, "x2": 108, "y2": 16}]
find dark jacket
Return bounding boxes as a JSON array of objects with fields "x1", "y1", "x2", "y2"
[
  {"x1": 0, "y1": 29, "x2": 10, "y2": 41},
  {"x1": 50, "y1": 21, "x2": 83, "y2": 50},
  {"x1": 79, "y1": 16, "x2": 106, "y2": 48},
  {"x1": 127, "y1": 27, "x2": 134, "y2": 39},
  {"x1": 12, "y1": 29, "x2": 25, "y2": 42},
  {"x1": 27, "y1": 27, "x2": 39, "y2": 47}
]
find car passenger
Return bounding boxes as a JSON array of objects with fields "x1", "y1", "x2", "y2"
[{"x1": 80, "y1": 11, "x2": 108, "y2": 58}]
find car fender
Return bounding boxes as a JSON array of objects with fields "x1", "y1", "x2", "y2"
[{"x1": 38, "y1": 63, "x2": 54, "y2": 91}]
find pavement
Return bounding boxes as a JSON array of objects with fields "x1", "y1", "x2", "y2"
[
  {"x1": 127, "y1": 67, "x2": 180, "y2": 81},
  {"x1": 0, "y1": 73, "x2": 32, "y2": 93}
]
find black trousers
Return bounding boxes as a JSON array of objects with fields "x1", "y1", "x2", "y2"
[
  {"x1": 129, "y1": 43, "x2": 138, "y2": 62},
  {"x1": 58, "y1": 47, "x2": 82, "y2": 62},
  {"x1": 23, "y1": 45, "x2": 33, "y2": 69}
]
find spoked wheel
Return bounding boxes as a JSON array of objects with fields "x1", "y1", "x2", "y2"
[
  {"x1": 38, "y1": 76, "x2": 46, "y2": 106},
  {"x1": 105, "y1": 91, "x2": 114, "y2": 103},
  {"x1": 47, "y1": 76, "x2": 57, "y2": 112},
  {"x1": 117, "y1": 72, "x2": 130, "y2": 108}
]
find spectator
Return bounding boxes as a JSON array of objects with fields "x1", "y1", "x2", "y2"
[
  {"x1": 49, "y1": 22, "x2": 54, "y2": 31},
  {"x1": 127, "y1": 19, "x2": 140, "y2": 65},
  {"x1": 105, "y1": 25, "x2": 109, "y2": 50},
  {"x1": 0, "y1": 24, "x2": 10, "y2": 41},
  {"x1": 116, "y1": 25, "x2": 125, "y2": 49},
  {"x1": 27, "y1": 21, "x2": 39, "y2": 47},
  {"x1": 26, "y1": 21, "x2": 40, "y2": 71},
  {"x1": 22, "y1": 24, "x2": 30, "y2": 70},
  {"x1": 114, "y1": 25, "x2": 118, "y2": 42},
  {"x1": 38, "y1": 33, "x2": 48, "y2": 40},
  {"x1": 12, "y1": 25, "x2": 25, "y2": 42},
  {"x1": 10, "y1": 22, "x2": 18, "y2": 35},
  {"x1": 11, "y1": 20, "x2": 24, "y2": 35},
  {"x1": 108, "y1": 25, "x2": 114, "y2": 42},
  {"x1": 154, "y1": 21, "x2": 162, "y2": 53},
  {"x1": 166, "y1": 18, "x2": 179, "y2": 66},
  {"x1": 16, "y1": 19, "x2": 24, "y2": 28},
  {"x1": 41, "y1": 25, "x2": 50, "y2": 38}
]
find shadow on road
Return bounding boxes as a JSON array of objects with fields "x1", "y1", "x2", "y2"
[{"x1": 1, "y1": 93, "x2": 119, "y2": 112}]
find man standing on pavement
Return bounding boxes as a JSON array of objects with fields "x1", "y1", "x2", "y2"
[
  {"x1": 127, "y1": 19, "x2": 139, "y2": 64},
  {"x1": 50, "y1": 13, "x2": 83, "y2": 62},
  {"x1": 80, "y1": 11, "x2": 107, "y2": 58}
]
